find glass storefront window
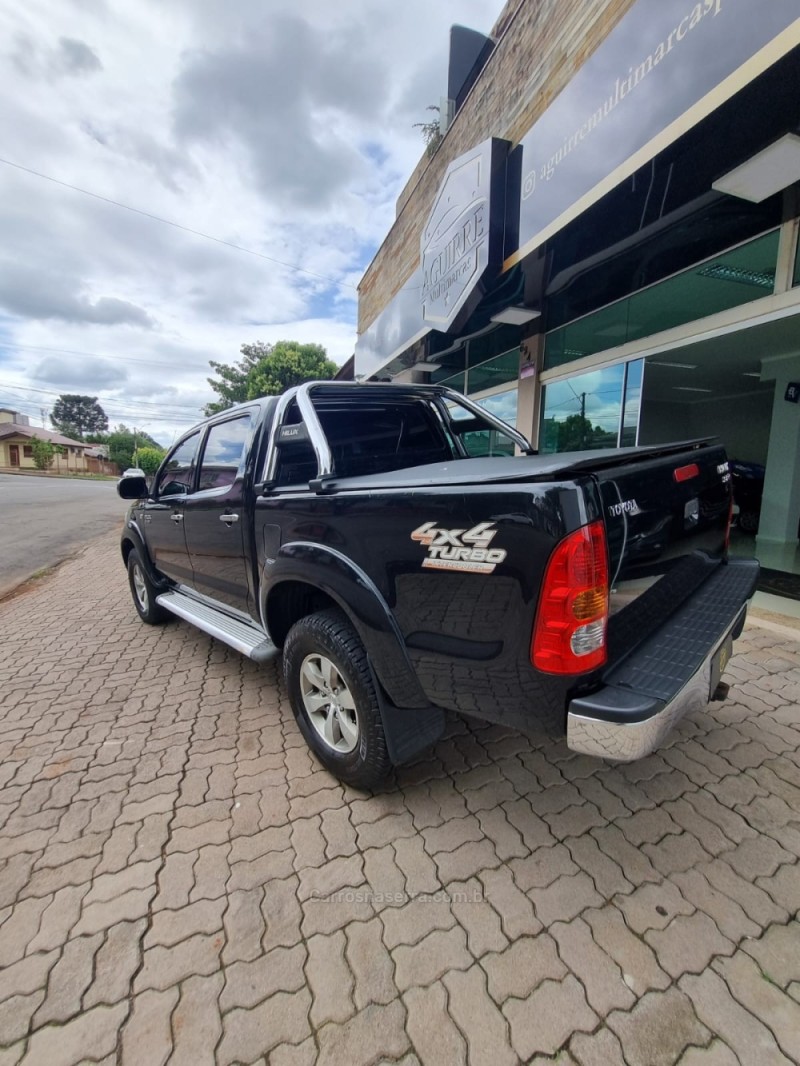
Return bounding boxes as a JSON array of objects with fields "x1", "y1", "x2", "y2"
[
  {"x1": 436, "y1": 370, "x2": 466, "y2": 394},
  {"x1": 540, "y1": 360, "x2": 644, "y2": 453},
  {"x1": 545, "y1": 230, "x2": 781, "y2": 371},
  {"x1": 620, "y1": 360, "x2": 643, "y2": 447},
  {"x1": 430, "y1": 326, "x2": 520, "y2": 396},
  {"x1": 475, "y1": 387, "x2": 518, "y2": 427},
  {"x1": 460, "y1": 387, "x2": 519, "y2": 456},
  {"x1": 541, "y1": 365, "x2": 624, "y2": 453},
  {"x1": 466, "y1": 325, "x2": 520, "y2": 368},
  {"x1": 468, "y1": 349, "x2": 519, "y2": 394}
]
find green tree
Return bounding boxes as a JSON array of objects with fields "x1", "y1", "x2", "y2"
[
  {"x1": 205, "y1": 341, "x2": 338, "y2": 415},
  {"x1": 29, "y1": 436, "x2": 55, "y2": 470},
  {"x1": 542, "y1": 414, "x2": 618, "y2": 453},
  {"x1": 107, "y1": 425, "x2": 161, "y2": 471},
  {"x1": 204, "y1": 345, "x2": 264, "y2": 415},
  {"x1": 413, "y1": 104, "x2": 443, "y2": 157},
  {"x1": 246, "y1": 341, "x2": 337, "y2": 399},
  {"x1": 132, "y1": 446, "x2": 166, "y2": 475},
  {"x1": 51, "y1": 395, "x2": 109, "y2": 439}
]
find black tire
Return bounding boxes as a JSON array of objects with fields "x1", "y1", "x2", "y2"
[
  {"x1": 283, "y1": 608, "x2": 391, "y2": 789},
  {"x1": 127, "y1": 548, "x2": 168, "y2": 625},
  {"x1": 738, "y1": 511, "x2": 759, "y2": 534}
]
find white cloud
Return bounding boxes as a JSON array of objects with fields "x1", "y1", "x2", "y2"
[{"x1": 0, "y1": 0, "x2": 500, "y2": 441}]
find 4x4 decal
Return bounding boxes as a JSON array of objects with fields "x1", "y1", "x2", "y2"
[{"x1": 410, "y1": 521, "x2": 507, "y2": 574}]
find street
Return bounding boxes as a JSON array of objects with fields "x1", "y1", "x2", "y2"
[
  {"x1": 0, "y1": 531, "x2": 798, "y2": 1064},
  {"x1": 0, "y1": 473, "x2": 126, "y2": 597}
]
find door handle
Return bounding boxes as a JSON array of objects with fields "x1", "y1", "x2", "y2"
[
  {"x1": 220, "y1": 513, "x2": 240, "y2": 525},
  {"x1": 171, "y1": 513, "x2": 184, "y2": 523}
]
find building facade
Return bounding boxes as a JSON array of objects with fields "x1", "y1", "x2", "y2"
[
  {"x1": 0, "y1": 409, "x2": 95, "y2": 473},
  {"x1": 356, "y1": 0, "x2": 800, "y2": 574}
]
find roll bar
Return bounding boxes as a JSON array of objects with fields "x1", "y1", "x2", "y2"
[{"x1": 261, "y1": 380, "x2": 535, "y2": 490}]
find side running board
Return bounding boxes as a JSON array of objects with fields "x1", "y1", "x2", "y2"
[{"x1": 156, "y1": 590, "x2": 278, "y2": 663}]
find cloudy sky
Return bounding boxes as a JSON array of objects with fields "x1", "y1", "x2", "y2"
[{"x1": 0, "y1": 0, "x2": 500, "y2": 444}]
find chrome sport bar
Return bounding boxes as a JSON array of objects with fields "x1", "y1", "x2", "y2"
[
  {"x1": 437, "y1": 386, "x2": 535, "y2": 455},
  {"x1": 261, "y1": 379, "x2": 535, "y2": 488},
  {"x1": 261, "y1": 382, "x2": 334, "y2": 485}
]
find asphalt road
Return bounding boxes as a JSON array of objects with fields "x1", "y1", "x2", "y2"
[{"x1": 0, "y1": 473, "x2": 127, "y2": 597}]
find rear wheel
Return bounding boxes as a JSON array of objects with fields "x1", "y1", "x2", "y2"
[
  {"x1": 283, "y1": 609, "x2": 391, "y2": 789},
  {"x1": 127, "y1": 549, "x2": 168, "y2": 625}
]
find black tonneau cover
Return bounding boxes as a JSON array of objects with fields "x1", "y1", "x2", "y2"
[{"x1": 312, "y1": 439, "x2": 718, "y2": 493}]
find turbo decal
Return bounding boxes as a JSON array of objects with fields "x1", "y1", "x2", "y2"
[{"x1": 410, "y1": 521, "x2": 507, "y2": 574}]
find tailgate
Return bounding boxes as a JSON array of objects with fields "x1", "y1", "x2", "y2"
[{"x1": 590, "y1": 441, "x2": 732, "y2": 666}]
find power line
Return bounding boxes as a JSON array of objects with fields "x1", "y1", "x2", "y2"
[
  {"x1": 0, "y1": 382, "x2": 204, "y2": 414},
  {"x1": 3, "y1": 341, "x2": 211, "y2": 372},
  {"x1": 0, "y1": 384, "x2": 202, "y2": 423},
  {"x1": 0, "y1": 155, "x2": 359, "y2": 291}
]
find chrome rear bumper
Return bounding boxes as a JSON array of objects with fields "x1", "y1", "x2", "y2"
[
  {"x1": 566, "y1": 557, "x2": 758, "y2": 761},
  {"x1": 567, "y1": 641, "x2": 718, "y2": 761}
]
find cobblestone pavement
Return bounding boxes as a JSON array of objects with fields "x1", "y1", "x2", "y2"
[{"x1": 1, "y1": 534, "x2": 799, "y2": 1065}]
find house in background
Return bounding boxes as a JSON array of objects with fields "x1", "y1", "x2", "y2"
[{"x1": 0, "y1": 409, "x2": 95, "y2": 474}]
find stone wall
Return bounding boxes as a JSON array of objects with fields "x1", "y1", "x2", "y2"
[{"x1": 358, "y1": 0, "x2": 638, "y2": 333}]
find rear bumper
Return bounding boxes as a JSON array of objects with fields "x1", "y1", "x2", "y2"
[{"x1": 567, "y1": 558, "x2": 759, "y2": 761}]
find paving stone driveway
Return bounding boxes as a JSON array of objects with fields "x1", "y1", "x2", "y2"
[{"x1": 1, "y1": 534, "x2": 799, "y2": 1065}]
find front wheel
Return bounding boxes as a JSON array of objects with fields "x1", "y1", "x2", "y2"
[
  {"x1": 283, "y1": 609, "x2": 391, "y2": 789},
  {"x1": 127, "y1": 548, "x2": 168, "y2": 625}
]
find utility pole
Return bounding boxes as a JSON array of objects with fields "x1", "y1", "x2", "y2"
[{"x1": 580, "y1": 392, "x2": 586, "y2": 448}]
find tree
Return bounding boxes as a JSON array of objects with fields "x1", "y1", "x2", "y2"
[
  {"x1": 132, "y1": 446, "x2": 166, "y2": 475},
  {"x1": 542, "y1": 414, "x2": 619, "y2": 453},
  {"x1": 246, "y1": 341, "x2": 337, "y2": 399},
  {"x1": 413, "y1": 105, "x2": 443, "y2": 157},
  {"x1": 107, "y1": 425, "x2": 161, "y2": 471},
  {"x1": 29, "y1": 436, "x2": 55, "y2": 470},
  {"x1": 51, "y1": 395, "x2": 108, "y2": 439},
  {"x1": 205, "y1": 341, "x2": 338, "y2": 415},
  {"x1": 204, "y1": 345, "x2": 265, "y2": 415}
]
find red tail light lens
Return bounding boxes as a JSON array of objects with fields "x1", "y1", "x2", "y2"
[
  {"x1": 674, "y1": 463, "x2": 700, "y2": 483},
  {"x1": 532, "y1": 520, "x2": 609, "y2": 674}
]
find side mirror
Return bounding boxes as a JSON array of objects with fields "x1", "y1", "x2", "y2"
[{"x1": 117, "y1": 475, "x2": 148, "y2": 500}]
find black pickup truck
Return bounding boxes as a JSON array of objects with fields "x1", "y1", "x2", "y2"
[{"x1": 118, "y1": 381, "x2": 758, "y2": 787}]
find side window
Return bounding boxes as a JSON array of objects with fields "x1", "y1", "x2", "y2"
[
  {"x1": 273, "y1": 403, "x2": 318, "y2": 488},
  {"x1": 197, "y1": 414, "x2": 253, "y2": 492},
  {"x1": 156, "y1": 431, "x2": 201, "y2": 497},
  {"x1": 316, "y1": 401, "x2": 453, "y2": 478},
  {"x1": 459, "y1": 428, "x2": 516, "y2": 457},
  {"x1": 446, "y1": 400, "x2": 517, "y2": 458}
]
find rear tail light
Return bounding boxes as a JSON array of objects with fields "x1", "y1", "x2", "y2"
[{"x1": 532, "y1": 520, "x2": 609, "y2": 674}]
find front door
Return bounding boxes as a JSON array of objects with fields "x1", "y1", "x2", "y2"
[
  {"x1": 9, "y1": 444, "x2": 19, "y2": 467},
  {"x1": 143, "y1": 430, "x2": 201, "y2": 586},
  {"x1": 183, "y1": 412, "x2": 254, "y2": 614}
]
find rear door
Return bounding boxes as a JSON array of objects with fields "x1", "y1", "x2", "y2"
[
  {"x1": 183, "y1": 411, "x2": 256, "y2": 613},
  {"x1": 144, "y1": 430, "x2": 201, "y2": 585}
]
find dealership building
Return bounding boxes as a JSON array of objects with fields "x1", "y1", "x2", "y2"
[{"x1": 355, "y1": 0, "x2": 800, "y2": 578}]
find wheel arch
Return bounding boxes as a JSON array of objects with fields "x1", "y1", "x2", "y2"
[
  {"x1": 261, "y1": 543, "x2": 428, "y2": 709},
  {"x1": 121, "y1": 523, "x2": 163, "y2": 588},
  {"x1": 265, "y1": 580, "x2": 339, "y2": 648}
]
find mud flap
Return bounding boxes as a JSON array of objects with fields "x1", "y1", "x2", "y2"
[{"x1": 373, "y1": 677, "x2": 445, "y2": 766}]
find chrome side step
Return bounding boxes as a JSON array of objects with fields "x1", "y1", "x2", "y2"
[{"x1": 156, "y1": 590, "x2": 277, "y2": 663}]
